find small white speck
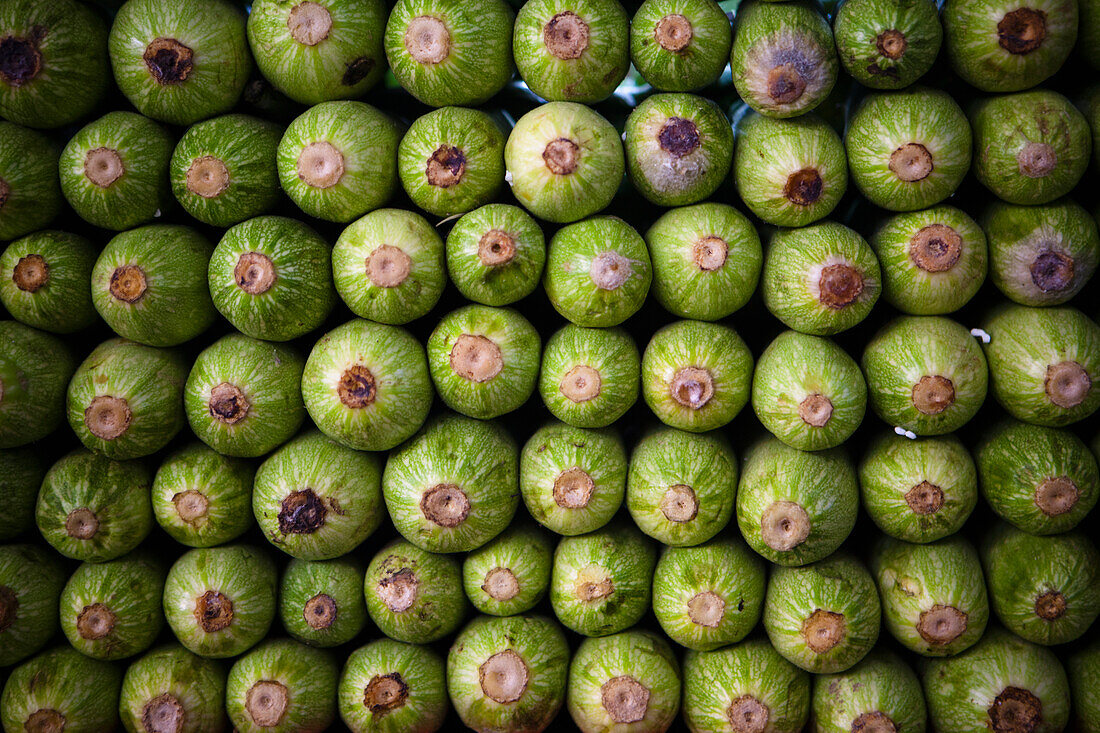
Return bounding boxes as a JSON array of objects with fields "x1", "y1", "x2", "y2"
[
  {"x1": 504, "y1": 171, "x2": 514, "y2": 187},
  {"x1": 621, "y1": 131, "x2": 627, "y2": 142},
  {"x1": 154, "y1": 209, "x2": 162, "y2": 217},
  {"x1": 970, "y1": 328, "x2": 991, "y2": 344},
  {"x1": 894, "y1": 426, "x2": 917, "y2": 440}
]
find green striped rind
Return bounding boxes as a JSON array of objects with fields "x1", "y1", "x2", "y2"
[
  {"x1": 0, "y1": 123, "x2": 61, "y2": 239},
  {"x1": 0, "y1": 321, "x2": 74, "y2": 448},
  {"x1": 339, "y1": 640, "x2": 447, "y2": 733},
  {"x1": 972, "y1": 91, "x2": 1090, "y2": 205},
  {"x1": 152, "y1": 443, "x2": 255, "y2": 548},
  {"x1": 871, "y1": 205, "x2": 988, "y2": 315},
  {"x1": 462, "y1": 524, "x2": 554, "y2": 615},
  {"x1": 845, "y1": 87, "x2": 972, "y2": 211},
  {"x1": 983, "y1": 199, "x2": 1100, "y2": 306},
  {"x1": 447, "y1": 615, "x2": 569, "y2": 731},
  {"x1": 763, "y1": 553, "x2": 881, "y2": 673},
  {"x1": 66, "y1": 338, "x2": 188, "y2": 459},
  {"x1": 253, "y1": 431, "x2": 384, "y2": 560},
  {"x1": 398, "y1": 107, "x2": 507, "y2": 217},
  {"x1": 184, "y1": 334, "x2": 305, "y2": 458},
  {"x1": 538, "y1": 325, "x2": 640, "y2": 427},
  {"x1": 981, "y1": 304, "x2": 1100, "y2": 426},
  {"x1": 922, "y1": 626, "x2": 1070, "y2": 733},
  {"x1": 833, "y1": 0, "x2": 942, "y2": 89},
  {"x1": 504, "y1": 102, "x2": 625, "y2": 224},
  {"x1": 520, "y1": 421, "x2": 627, "y2": 535},
  {"x1": 427, "y1": 305, "x2": 540, "y2": 419},
  {"x1": 982, "y1": 522, "x2": 1100, "y2": 645},
  {"x1": 92, "y1": 225, "x2": 216, "y2": 347},
  {"x1": 332, "y1": 208, "x2": 446, "y2": 324},
  {"x1": 247, "y1": 0, "x2": 387, "y2": 104},
  {"x1": 385, "y1": 0, "x2": 514, "y2": 107},
  {"x1": 630, "y1": 0, "x2": 731, "y2": 91},
  {"x1": 170, "y1": 114, "x2": 283, "y2": 227},
  {"x1": 641, "y1": 320, "x2": 753, "y2": 432},
  {"x1": 567, "y1": 630, "x2": 680, "y2": 733},
  {"x1": 811, "y1": 650, "x2": 927, "y2": 733},
  {"x1": 210, "y1": 216, "x2": 336, "y2": 341},
  {"x1": 870, "y1": 535, "x2": 989, "y2": 657},
  {"x1": 624, "y1": 93, "x2": 733, "y2": 206},
  {"x1": 977, "y1": 419, "x2": 1099, "y2": 534},
  {"x1": 0, "y1": 544, "x2": 65, "y2": 667},
  {"x1": 0, "y1": 231, "x2": 97, "y2": 333},
  {"x1": 543, "y1": 216, "x2": 652, "y2": 326},
  {"x1": 682, "y1": 639, "x2": 810, "y2": 733},
  {"x1": 162, "y1": 545, "x2": 278, "y2": 659},
  {"x1": 383, "y1": 413, "x2": 518, "y2": 553},
  {"x1": 0, "y1": 646, "x2": 122, "y2": 732},
  {"x1": 108, "y1": 0, "x2": 251, "y2": 125},
  {"x1": 1083, "y1": 86, "x2": 1100, "y2": 169},
  {"x1": 651, "y1": 538, "x2": 766, "y2": 651},
  {"x1": 733, "y1": 113, "x2": 847, "y2": 228},
  {"x1": 1068, "y1": 641, "x2": 1100, "y2": 733},
  {"x1": 514, "y1": 0, "x2": 629, "y2": 103},
  {"x1": 226, "y1": 639, "x2": 338, "y2": 733},
  {"x1": 752, "y1": 330, "x2": 867, "y2": 451},
  {"x1": 0, "y1": 448, "x2": 44, "y2": 540},
  {"x1": 626, "y1": 427, "x2": 738, "y2": 546},
  {"x1": 277, "y1": 101, "x2": 401, "y2": 222},
  {"x1": 363, "y1": 540, "x2": 466, "y2": 643},
  {"x1": 119, "y1": 644, "x2": 228, "y2": 733},
  {"x1": 862, "y1": 316, "x2": 988, "y2": 435},
  {"x1": 446, "y1": 204, "x2": 547, "y2": 306},
  {"x1": 0, "y1": 0, "x2": 109, "y2": 129},
  {"x1": 280, "y1": 557, "x2": 367, "y2": 648},
  {"x1": 36, "y1": 450, "x2": 152, "y2": 562},
  {"x1": 762, "y1": 221, "x2": 881, "y2": 335},
  {"x1": 943, "y1": 0, "x2": 1077, "y2": 92},
  {"x1": 302, "y1": 319, "x2": 432, "y2": 452},
  {"x1": 58, "y1": 111, "x2": 174, "y2": 231},
  {"x1": 645, "y1": 202, "x2": 762, "y2": 320},
  {"x1": 736, "y1": 437, "x2": 858, "y2": 566},
  {"x1": 59, "y1": 555, "x2": 165, "y2": 661},
  {"x1": 550, "y1": 524, "x2": 655, "y2": 636},
  {"x1": 859, "y1": 431, "x2": 978, "y2": 543},
  {"x1": 729, "y1": 1, "x2": 837, "y2": 118}
]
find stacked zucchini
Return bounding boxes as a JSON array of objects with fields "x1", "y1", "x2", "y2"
[{"x1": 1, "y1": 0, "x2": 1100, "y2": 731}]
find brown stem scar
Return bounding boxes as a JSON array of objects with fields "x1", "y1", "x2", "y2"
[
  {"x1": 889, "y1": 143, "x2": 933, "y2": 182},
  {"x1": 420, "y1": 484, "x2": 470, "y2": 527},
  {"x1": 911, "y1": 375, "x2": 955, "y2": 415},
  {"x1": 998, "y1": 9, "x2": 1047, "y2": 54},
  {"x1": 554, "y1": 467, "x2": 594, "y2": 508},
  {"x1": 655, "y1": 14, "x2": 693, "y2": 53},
  {"x1": 12, "y1": 254, "x2": 49, "y2": 292},
  {"x1": 784, "y1": 168, "x2": 823, "y2": 206},
  {"x1": 801, "y1": 608, "x2": 846, "y2": 653},
  {"x1": 186, "y1": 156, "x2": 230, "y2": 199},
  {"x1": 1045, "y1": 361, "x2": 1090, "y2": 409},
  {"x1": 544, "y1": 11, "x2": 589, "y2": 59},
  {"x1": 543, "y1": 138, "x2": 580, "y2": 175},
  {"x1": 560, "y1": 365, "x2": 601, "y2": 403},
  {"x1": 917, "y1": 604, "x2": 967, "y2": 645},
  {"x1": 234, "y1": 252, "x2": 277, "y2": 295},
  {"x1": 287, "y1": 2, "x2": 333, "y2": 46},
  {"x1": 143, "y1": 38, "x2": 194, "y2": 84},
  {"x1": 404, "y1": 15, "x2": 451, "y2": 64},
  {"x1": 601, "y1": 676, "x2": 650, "y2": 724},
  {"x1": 909, "y1": 224, "x2": 962, "y2": 273}
]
